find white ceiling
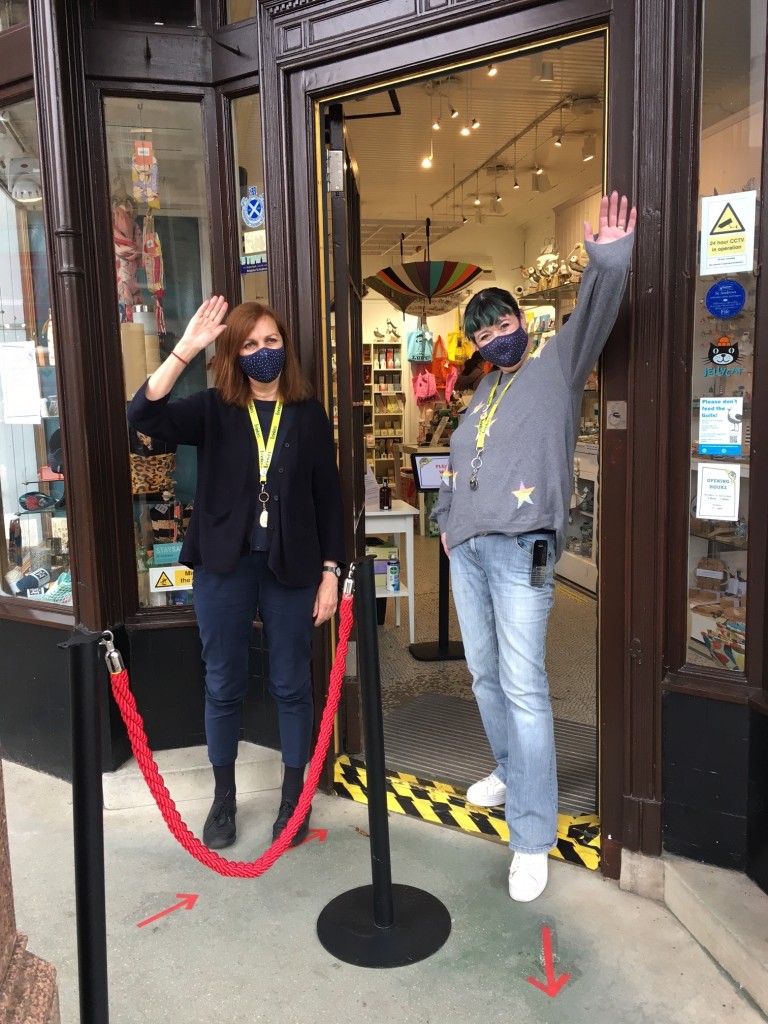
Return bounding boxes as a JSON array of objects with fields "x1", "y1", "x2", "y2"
[{"x1": 343, "y1": 36, "x2": 606, "y2": 254}]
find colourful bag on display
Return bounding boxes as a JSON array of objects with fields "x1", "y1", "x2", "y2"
[
  {"x1": 406, "y1": 328, "x2": 434, "y2": 363},
  {"x1": 431, "y1": 335, "x2": 448, "y2": 388},
  {"x1": 446, "y1": 329, "x2": 472, "y2": 365},
  {"x1": 412, "y1": 368, "x2": 437, "y2": 404},
  {"x1": 444, "y1": 364, "x2": 459, "y2": 403}
]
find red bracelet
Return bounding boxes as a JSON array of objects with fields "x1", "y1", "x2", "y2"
[{"x1": 171, "y1": 350, "x2": 188, "y2": 367}]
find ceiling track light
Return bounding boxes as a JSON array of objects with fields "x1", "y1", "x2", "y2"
[
  {"x1": 513, "y1": 176, "x2": 520, "y2": 190},
  {"x1": 535, "y1": 164, "x2": 543, "y2": 175},
  {"x1": 471, "y1": 117, "x2": 480, "y2": 130},
  {"x1": 450, "y1": 105, "x2": 458, "y2": 118},
  {"x1": 460, "y1": 124, "x2": 471, "y2": 137},
  {"x1": 554, "y1": 134, "x2": 562, "y2": 147},
  {"x1": 487, "y1": 64, "x2": 497, "y2": 77},
  {"x1": 495, "y1": 193, "x2": 502, "y2": 203},
  {"x1": 432, "y1": 118, "x2": 441, "y2": 130}
]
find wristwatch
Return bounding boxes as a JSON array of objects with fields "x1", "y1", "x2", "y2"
[{"x1": 322, "y1": 564, "x2": 342, "y2": 578}]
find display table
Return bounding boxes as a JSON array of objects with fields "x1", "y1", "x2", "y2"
[{"x1": 365, "y1": 500, "x2": 417, "y2": 644}]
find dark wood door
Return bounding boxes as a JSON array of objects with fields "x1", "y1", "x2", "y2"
[{"x1": 326, "y1": 103, "x2": 367, "y2": 563}]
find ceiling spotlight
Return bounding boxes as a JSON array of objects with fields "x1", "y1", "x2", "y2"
[
  {"x1": 460, "y1": 124, "x2": 471, "y2": 137},
  {"x1": 535, "y1": 164, "x2": 544, "y2": 176},
  {"x1": 513, "y1": 175, "x2": 520, "y2": 190},
  {"x1": 540, "y1": 61, "x2": 555, "y2": 83},
  {"x1": 495, "y1": 193, "x2": 502, "y2": 203},
  {"x1": 554, "y1": 135, "x2": 563, "y2": 147},
  {"x1": 471, "y1": 117, "x2": 480, "y2": 130},
  {"x1": 450, "y1": 106, "x2": 459, "y2": 119},
  {"x1": 582, "y1": 136, "x2": 596, "y2": 162},
  {"x1": 487, "y1": 64, "x2": 497, "y2": 77},
  {"x1": 421, "y1": 154, "x2": 433, "y2": 169},
  {"x1": 432, "y1": 117, "x2": 441, "y2": 130},
  {"x1": 473, "y1": 195, "x2": 481, "y2": 206},
  {"x1": 462, "y1": 215, "x2": 468, "y2": 224}
]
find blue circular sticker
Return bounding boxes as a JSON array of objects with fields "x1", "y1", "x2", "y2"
[{"x1": 705, "y1": 279, "x2": 746, "y2": 320}]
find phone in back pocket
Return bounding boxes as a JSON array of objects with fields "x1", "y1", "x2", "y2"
[{"x1": 530, "y1": 538, "x2": 549, "y2": 588}]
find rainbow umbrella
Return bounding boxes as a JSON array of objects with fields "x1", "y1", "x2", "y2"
[{"x1": 364, "y1": 220, "x2": 484, "y2": 317}]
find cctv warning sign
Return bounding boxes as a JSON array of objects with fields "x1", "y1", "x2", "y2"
[{"x1": 700, "y1": 191, "x2": 756, "y2": 275}]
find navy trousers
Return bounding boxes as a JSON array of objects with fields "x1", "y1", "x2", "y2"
[{"x1": 192, "y1": 552, "x2": 317, "y2": 768}]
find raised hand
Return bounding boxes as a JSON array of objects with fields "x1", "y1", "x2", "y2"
[
  {"x1": 584, "y1": 191, "x2": 637, "y2": 245},
  {"x1": 178, "y1": 295, "x2": 229, "y2": 355}
]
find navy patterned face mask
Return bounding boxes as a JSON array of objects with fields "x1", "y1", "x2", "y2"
[
  {"x1": 239, "y1": 347, "x2": 285, "y2": 383},
  {"x1": 477, "y1": 324, "x2": 529, "y2": 368}
]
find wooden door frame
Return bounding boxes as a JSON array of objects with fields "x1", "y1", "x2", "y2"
[{"x1": 254, "y1": 0, "x2": 690, "y2": 870}]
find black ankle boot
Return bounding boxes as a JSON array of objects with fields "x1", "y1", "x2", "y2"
[
  {"x1": 203, "y1": 794, "x2": 236, "y2": 850},
  {"x1": 272, "y1": 800, "x2": 311, "y2": 847}
]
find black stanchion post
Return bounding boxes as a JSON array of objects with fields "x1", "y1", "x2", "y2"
[
  {"x1": 61, "y1": 630, "x2": 110, "y2": 1024},
  {"x1": 317, "y1": 558, "x2": 451, "y2": 967},
  {"x1": 409, "y1": 539, "x2": 464, "y2": 662}
]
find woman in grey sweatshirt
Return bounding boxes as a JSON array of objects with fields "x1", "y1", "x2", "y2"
[{"x1": 432, "y1": 192, "x2": 636, "y2": 903}]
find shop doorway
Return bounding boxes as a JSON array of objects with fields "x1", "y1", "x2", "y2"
[{"x1": 319, "y1": 31, "x2": 609, "y2": 852}]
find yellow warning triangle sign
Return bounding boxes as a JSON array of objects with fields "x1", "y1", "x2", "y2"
[
  {"x1": 710, "y1": 202, "x2": 746, "y2": 235},
  {"x1": 154, "y1": 571, "x2": 173, "y2": 588}
]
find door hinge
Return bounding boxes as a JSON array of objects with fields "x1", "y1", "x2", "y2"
[
  {"x1": 629, "y1": 638, "x2": 643, "y2": 666},
  {"x1": 327, "y1": 150, "x2": 344, "y2": 194}
]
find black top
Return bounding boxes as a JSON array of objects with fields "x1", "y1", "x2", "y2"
[{"x1": 127, "y1": 382, "x2": 346, "y2": 586}]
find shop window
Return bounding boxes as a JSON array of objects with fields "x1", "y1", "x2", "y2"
[
  {"x1": 0, "y1": 1, "x2": 27, "y2": 32},
  {"x1": 0, "y1": 97, "x2": 71, "y2": 606},
  {"x1": 226, "y1": 1, "x2": 257, "y2": 23},
  {"x1": 232, "y1": 93, "x2": 268, "y2": 304},
  {"x1": 95, "y1": 0, "x2": 197, "y2": 26},
  {"x1": 104, "y1": 97, "x2": 212, "y2": 609},
  {"x1": 686, "y1": 0, "x2": 766, "y2": 673}
]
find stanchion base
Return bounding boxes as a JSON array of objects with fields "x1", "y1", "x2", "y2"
[
  {"x1": 408, "y1": 640, "x2": 465, "y2": 662},
  {"x1": 317, "y1": 883, "x2": 451, "y2": 968}
]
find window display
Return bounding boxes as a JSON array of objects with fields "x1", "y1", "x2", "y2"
[
  {"x1": 685, "y1": 0, "x2": 765, "y2": 672},
  {"x1": 0, "y1": 97, "x2": 71, "y2": 606},
  {"x1": 231, "y1": 94, "x2": 268, "y2": 306},
  {"x1": 105, "y1": 97, "x2": 212, "y2": 608}
]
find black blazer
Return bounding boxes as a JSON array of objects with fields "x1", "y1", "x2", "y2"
[{"x1": 127, "y1": 382, "x2": 346, "y2": 586}]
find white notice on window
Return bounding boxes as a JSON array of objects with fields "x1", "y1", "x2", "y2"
[
  {"x1": 0, "y1": 341, "x2": 41, "y2": 424},
  {"x1": 696, "y1": 462, "x2": 740, "y2": 521}
]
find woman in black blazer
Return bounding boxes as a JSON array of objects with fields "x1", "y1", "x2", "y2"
[{"x1": 128, "y1": 297, "x2": 345, "y2": 851}]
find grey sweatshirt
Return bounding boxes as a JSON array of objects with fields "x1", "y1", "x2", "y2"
[{"x1": 432, "y1": 232, "x2": 633, "y2": 559}]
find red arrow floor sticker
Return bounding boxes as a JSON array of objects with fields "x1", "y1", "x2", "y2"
[
  {"x1": 293, "y1": 828, "x2": 328, "y2": 847},
  {"x1": 527, "y1": 926, "x2": 571, "y2": 998},
  {"x1": 137, "y1": 893, "x2": 199, "y2": 929}
]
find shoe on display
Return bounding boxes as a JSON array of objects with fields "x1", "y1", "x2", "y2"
[
  {"x1": 387, "y1": 319, "x2": 401, "y2": 339},
  {"x1": 202, "y1": 795, "x2": 236, "y2": 849},
  {"x1": 272, "y1": 800, "x2": 312, "y2": 847},
  {"x1": 466, "y1": 772, "x2": 507, "y2": 807},
  {"x1": 373, "y1": 328, "x2": 385, "y2": 340},
  {"x1": 508, "y1": 851, "x2": 549, "y2": 903}
]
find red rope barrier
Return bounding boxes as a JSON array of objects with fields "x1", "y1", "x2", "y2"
[{"x1": 105, "y1": 595, "x2": 354, "y2": 877}]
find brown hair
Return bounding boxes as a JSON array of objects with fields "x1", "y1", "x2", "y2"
[{"x1": 213, "y1": 301, "x2": 313, "y2": 406}]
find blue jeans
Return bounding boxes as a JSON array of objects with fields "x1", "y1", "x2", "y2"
[
  {"x1": 193, "y1": 552, "x2": 317, "y2": 768},
  {"x1": 450, "y1": 532, "x2": 557, "y2": 853}
]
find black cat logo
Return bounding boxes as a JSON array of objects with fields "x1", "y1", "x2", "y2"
[{"x1": 707, "y1": 338, "x2": 740, "y2": 366}]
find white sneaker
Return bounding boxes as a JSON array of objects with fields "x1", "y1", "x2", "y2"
[
  {"x1": 466, "y1": 773, "x2": 507, "y2": 807},
  {"x1": 508, "y1": 852, "x2": 549, "y2": 903}
]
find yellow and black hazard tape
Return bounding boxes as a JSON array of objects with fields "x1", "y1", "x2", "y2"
[{"x1": 334, "y1": 755, "x2": 600, "y2": 871}]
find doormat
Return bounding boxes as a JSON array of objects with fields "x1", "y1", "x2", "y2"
[{"x1": 382, "y1": 692, "x2": 597, "y2": 815}]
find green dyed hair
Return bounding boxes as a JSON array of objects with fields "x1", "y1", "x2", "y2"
[{"x1": 463, "y1": 288, "x2": 522, "y2": 342}]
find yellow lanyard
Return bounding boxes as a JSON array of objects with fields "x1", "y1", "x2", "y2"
[
  {"x1": 470, "y1": 359, "x2": 529, "y2": 492},
  {"x1": 475, "y1": 373, "x2": 515, "y2": 451},
  {"x1": 248, "y1": 400, "x2": 283, "y2": 526}
]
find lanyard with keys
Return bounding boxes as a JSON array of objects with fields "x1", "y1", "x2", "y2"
[
  {"x1": 470, "y1": 359, "x2": 529, "y2": 491},
  {"x1": 248, "y1": 400, "x2": 283, "y2": 527}
]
